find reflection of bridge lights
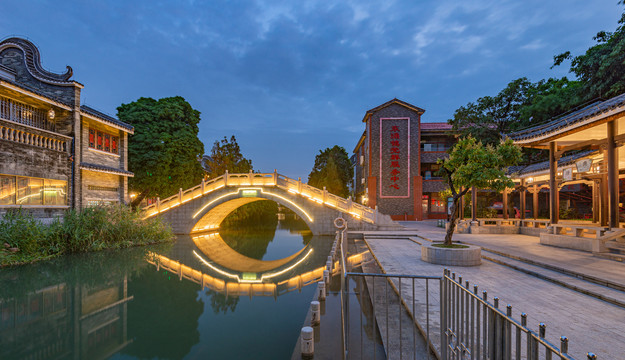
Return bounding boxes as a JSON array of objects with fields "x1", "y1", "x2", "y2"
[
  {"x1": 193, "y1": 250, "x2": 243, "y2": 282},
  {"x1": 193, "y1": 247, "x2": 314, "y2": 284},
  {"x1": 260, "y1": 248, "x2": 314, "y2": 281}
]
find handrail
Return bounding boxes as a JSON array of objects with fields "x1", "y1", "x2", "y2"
[{"x1": 142, "y1": 171, "x2": 378, "y2": 223}]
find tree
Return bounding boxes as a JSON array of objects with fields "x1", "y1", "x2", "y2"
[
  {"x1": 438, "y1": 137, "x2": 522, "y2": 246},
  {"x1": 307, "y1": 146, "x2": 353, "y2": 198},
  {"x1": 201, "y1": 135, "x2": 252, "y2": 178},
  {"x1": 553, "y1": 4, "x2": 625, "y2": 100},
  {"x1": 117, "y1": 97, "x2": 205, "y2": 207},
  {"x1": 449, "y1": 77, "x2": 583, "y2": 148}
]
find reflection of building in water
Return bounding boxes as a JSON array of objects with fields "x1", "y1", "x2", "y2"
[{"x1": 0, "y1": 277, "x2": 132, "y2": 359}]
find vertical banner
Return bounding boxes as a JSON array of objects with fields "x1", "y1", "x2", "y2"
[{"x1": 379, "y1": 117, "x2": 410, "y2": 198}]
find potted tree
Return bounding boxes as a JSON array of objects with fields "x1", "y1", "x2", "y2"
[{"x1": 421, "y1": 137, "x2": 522, "y2": 266}]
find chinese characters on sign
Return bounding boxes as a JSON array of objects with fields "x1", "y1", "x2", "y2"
[
  {"x1": 389, "y1": 125, "x2": 401, "y2": 190},
  {"x1": 380, "y1": 118, "x2": 410, "y2": 198}
]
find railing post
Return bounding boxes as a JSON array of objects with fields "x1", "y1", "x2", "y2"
[
  {"x1": 178, "y1": 188, "x2": 183, "y2": 203},
  {"x1": 298, "y1": 177, "x2": 302, "y2": 193},
  {"x1": 224, "y1": 170, "x2": 229, "y2": 186},
  {"x1": 156, "y1": 197, "x2": 161, "y2": 212},
  {"x1": 273, "y1": 169, "x2": 278, "y2": 186},
  {"x1": 440, "y1": 271, "x2": 447, "y2": 360},
  {"x1": 323, "y1": 186, "x2": 328, "y2": 203},
  {"x1": 201, "y1": 178, "x2": 205, "y2": 194},
  {"x1": 347, "y1": 196, "x2": 353, "y2": 211},
  {"x1": 249, "y1": 169, "x2": 253, "y2": 184}
]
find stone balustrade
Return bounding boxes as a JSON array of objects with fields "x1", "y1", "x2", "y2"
[{"x1": 0, "y1": 120, "x2": 68, "y2": 152}]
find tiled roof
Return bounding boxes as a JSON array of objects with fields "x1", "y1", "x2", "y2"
[
  {"x1": 80, "y1": 162, "x2": 134, "y2": 177},
  {"x1": 0, "y1": 37, "x2": 77, "y2": 86},
  {"x1": 0, "y1": 78, "x2": 73, "y2": 108},
  {"x1": 81, "y1": 105, "x2": 134, "y2": 133},
  {"x1": 507, "y1": 150, "x2": 597, "y2": 176},
  {"x1": 421, "y1": 122, "x2": 452, "y2": 130},
  {"x1": 508, "y1": 93, "x2": 625, "y2": 144},
  {"x1": 362, "y1": 98, "x2": 425, "y2": 122}
]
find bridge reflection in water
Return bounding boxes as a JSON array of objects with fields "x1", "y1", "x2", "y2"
[{"x1": 146, "y1": 232, "x2": 368, "y2": 298}]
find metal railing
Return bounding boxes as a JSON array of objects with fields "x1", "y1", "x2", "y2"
[
  {"x1": 441, "y1": 269, "x2": 596, "y2": 360},
  {"x1": 338, "y1": 222, "x2": 440, "y2": 359},
  {"x1": 0, "y1": 96, "x2": 54, "y2": 131},
  {"x1": 336, "y1": 221, "x2": 597, "y2": 359},
  {"x1": 142, "y1": 170, "x2": 378, "y2": 223}
]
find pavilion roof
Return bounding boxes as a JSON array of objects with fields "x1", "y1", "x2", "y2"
[
  {"x1": 508, "y1": 150, "x2": 597, "y2": 177},
  {"x1": 508, "y1": 93, "x2": 625, "y2": 146}
]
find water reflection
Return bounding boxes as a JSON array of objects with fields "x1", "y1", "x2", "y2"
[
  {"x1": 0, "y1": 248, "x2": 157, "y2": 360},
  {"x1": 0, "y1": 213, "x2": 333, "y2": 359}
]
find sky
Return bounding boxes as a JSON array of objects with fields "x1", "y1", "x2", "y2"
[{"x1": 1, "y1": 1, "x2": 622, "y2": 179}]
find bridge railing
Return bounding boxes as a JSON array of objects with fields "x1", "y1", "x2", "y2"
[{"x1": 143, "y1": 171, "x2": 377, "y2": 223}]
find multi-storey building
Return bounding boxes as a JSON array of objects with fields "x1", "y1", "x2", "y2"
[
  {"x1": 352, "y1": 98, "x2": 455, "y2": 220},
  {"x1": 0, "y1": 37, "x2": 133, "y2": 221}
]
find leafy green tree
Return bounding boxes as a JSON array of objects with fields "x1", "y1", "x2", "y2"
[
  {"x1": 117, "y1": 97, "x2": 205, "y2": 207},
  {"x1": 438, "y1": 137, "x2": 522, "y2": 245},
  {"x1": 307, "y1": 145, "x2": 353, "y2": 198},
  {"x1": 449, "y1": 77, "x2": 583, "y2": 147},
  {"x1": 201, "y1": 135, "x2": 252, "y2": 178},
  {"x1": 553, "y1": 4, "x2": 625, "y2": 99}
]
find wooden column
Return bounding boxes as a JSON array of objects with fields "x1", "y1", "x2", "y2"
[
  {"x1": 592, "y1": 180, "x2": 599, "y2": 224},
  {"x1": 533, "y1": 184, "x2": 539, "y2": 219},
  {"x1": 520, "y1": 179, "x2": 526, "y2": 220},
  {"x1": 471, "y1": 186, "x2": 477, "y2": 221},
  {"x1": 607, "y1": 120, "x2": 619, "y2": 228},
  {"x1": 503, "y1": 187, "x2": 509, "y2": 219},
  {"x1": 549, "y1": 141, "x2": 559, "y2": 224},
  {"x1": 601, "y1": 173, "x2": 609, "y2": 226}
]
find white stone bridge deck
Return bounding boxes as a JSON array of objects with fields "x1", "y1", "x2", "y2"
[{"x1": 143, "y1": 171, "x2": 400, "y2": 235}]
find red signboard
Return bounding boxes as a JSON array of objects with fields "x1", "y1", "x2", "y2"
[{"x1": 379, "y1": 117, "x2": 410, "y2": 198}]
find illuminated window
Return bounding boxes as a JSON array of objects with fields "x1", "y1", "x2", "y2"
[
  {"x1": 0, "y1": 175, "x2": 16, "y2": 205},
  {"x1": 89, "y1": 128, "x2": 119, "y2": 155},
  {"x1": 0, "y1": 174, "x2": 66, "y2": 206}
]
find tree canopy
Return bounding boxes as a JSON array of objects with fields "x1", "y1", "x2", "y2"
[
  {"x1": 553, "y1": 6, "x2": 625, "y2": 100},
  {"x1": 438, "y1": 137, "x2": 522, "y2": 245},
  {"x1": 449, "y1": 77, "x2": 583, "y2": 145},
  {"x1": 117, "y1": 96, "x2": 205, "y2": 205},
  {"x1": 307, "y1": 145, "x2": 353, "y2": 198},
  {"x1": 201, "y1": 135, "x2": 252, "y2": 178}
]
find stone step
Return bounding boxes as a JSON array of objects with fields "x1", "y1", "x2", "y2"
[
  {"x1": 482, "y1": 250, "x2": 625, "y2": 309},
  {"x1": 594, "y1": 252, "x2": 625, "y2": 262},
  {"x1": 466, "y1": 243, "x2": 625, "y2": 293}
]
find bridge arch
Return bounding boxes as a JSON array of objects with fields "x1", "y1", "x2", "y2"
[{"x1": 191, "y1": 187, "x2": 314, "y2": 233}]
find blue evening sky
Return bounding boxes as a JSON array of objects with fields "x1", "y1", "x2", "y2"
[{"x1": 1, "y1": 1, "x2": 621, "y2": 179}]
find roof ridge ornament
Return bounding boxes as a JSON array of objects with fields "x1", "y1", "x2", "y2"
[{"x1": 0, "y1": 37, "x2": 74, "y2": 85}]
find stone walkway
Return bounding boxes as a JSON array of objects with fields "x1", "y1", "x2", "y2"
[{"x1": 361, "y1": 221, "x2": 625, "y2": 359}]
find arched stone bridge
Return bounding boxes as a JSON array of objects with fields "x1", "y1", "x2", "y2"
[{"x1": 142, "y1": 171, "x2": 401, "y2": 235}]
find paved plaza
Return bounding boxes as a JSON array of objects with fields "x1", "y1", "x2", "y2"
[{"x1": 360, "y1": 221, "x2": 625, "y2": 359}]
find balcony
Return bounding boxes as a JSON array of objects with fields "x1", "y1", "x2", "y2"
[{"x1": 0, "y1": 96, "x2": 55, "y2": 132}]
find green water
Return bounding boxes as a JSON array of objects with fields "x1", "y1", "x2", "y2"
[{"x1": 0, "y1": 219, "x2": 331, "y2": 359}]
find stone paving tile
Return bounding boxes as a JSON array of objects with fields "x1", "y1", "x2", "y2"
[
  {"x1": 399, "y1": 221, "x2": 625, "y2": 289},
  {"x1": 365, "y1": 236, "x2": 625, "y2": 360}
]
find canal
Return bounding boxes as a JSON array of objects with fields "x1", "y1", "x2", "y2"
[{"x1": 0, "y1": 213, "x2": 332, "y2": 359}]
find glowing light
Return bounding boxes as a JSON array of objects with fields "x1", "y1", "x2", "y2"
[
  {"x1": 261, "y1": 248, "x2": 314, "y2": 280},
  {"x1": 192, "y1": 191, "x2": 240, "y2": 219},
  {"x1": 193, "y1": 250, "x2": 241, "y2": 282}
]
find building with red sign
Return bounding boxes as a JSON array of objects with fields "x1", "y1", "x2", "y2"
[
  {"x1": 0, "y1": 37, "x2": 133, "y2": 221},
  {"x1": 353, "y1": 99, "x2": 455, "y2": 220}
]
